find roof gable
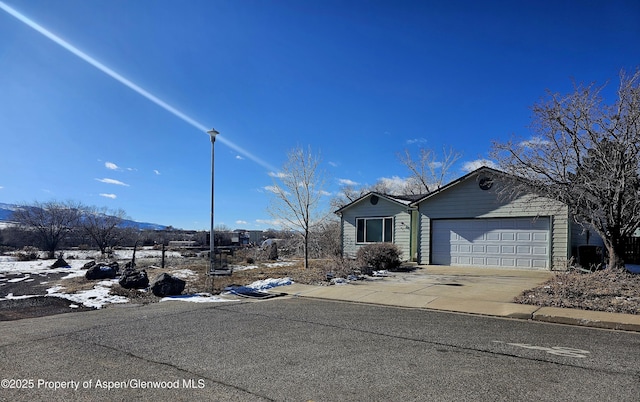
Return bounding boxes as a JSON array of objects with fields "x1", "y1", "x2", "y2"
[
  {"x1": 335, "y1": 192, "x2": 417, "y2": 214},
  {"x1": 410, "y1": 166, "x2": 507, "y2": 206}
]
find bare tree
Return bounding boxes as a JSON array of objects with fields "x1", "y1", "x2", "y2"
[
  {"x1": 80, "y1": 206, "x2": 127, "y2": 255},
  {"x1": 330, "y1": 145, "x2": 460, "y2": 211},
  {"x1": 268, "y1": 146, "x2": 327, "y2": 268},
  {"x1": 398, "y1": 146, "x2": 462, "y2": 194},
  {"x1": 308, "y1": 218, "x2": 342, "y2": 259},
  {"x1": 330, "y1": 184, "x2": 369, "y2": 211},
  {"x1": 492, "y1": 69, "x2": 640, "y2": 270},
  {"x1": 11, "y1": 200, "x2": 82, "y2": 258}
]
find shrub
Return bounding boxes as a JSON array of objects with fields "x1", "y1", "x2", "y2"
[
  {"x1": 16, "y1": 246, "x2": 39, "y2": 261},
  {"x1": 356, "y1": 243, "x2": 402, "y2": 274},
  {"x1": 324, "y1": 256, "x2": 360, "y2": 278}
]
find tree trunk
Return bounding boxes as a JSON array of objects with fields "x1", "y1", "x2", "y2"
[
  {"x1": 303, "y1": 232, "x2": 309, "y2": 269},
  {"x1": 605, "y1": 230, "x2": 627, "y2": 270}
]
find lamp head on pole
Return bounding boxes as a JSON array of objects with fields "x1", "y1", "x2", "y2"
[{"x1": 207, "y1": 128, "x2": 219, "y2": 143}]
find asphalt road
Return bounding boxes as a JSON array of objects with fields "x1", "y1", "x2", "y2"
[{"x1": 1, "y1": 297, "x2": 639, "y2": 401}]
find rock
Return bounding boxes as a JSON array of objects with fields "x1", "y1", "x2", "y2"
[
  {"x1": 85, "y1": 263, "x2": 118, "y2": 280},
  {"x1": 82, "y1": 260, "x2": 96, "y2": 269},
  {"x1": 151, "y1": 273, "x2": 185, "y2": 297},
  {"x1": 119, "y1": 269, "x2": 149, "y2": 289},
  {"x1": 107, "y1": 261, "x2": 120, "y2": 273},
  {"x1": 50, "y1": 258, "x2": 70, "y2": 268}
]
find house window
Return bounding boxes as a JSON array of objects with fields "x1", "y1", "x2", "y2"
[{"x1": 356, "y1": 217, "x2": 393, "y2": 243}]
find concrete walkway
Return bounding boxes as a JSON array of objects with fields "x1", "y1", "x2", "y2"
[{"x1": 276, "y1": 266, "x2": 640, "y2": 332}]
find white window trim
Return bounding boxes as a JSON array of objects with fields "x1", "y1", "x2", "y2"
[{"x1": 356, "y1": 217, "x2": 394, "y2": 244}]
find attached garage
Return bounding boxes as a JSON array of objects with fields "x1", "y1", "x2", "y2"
[
  {"x1": 431, "y1": 217, "x2": 550, "y2": 269},
  {"x1": 415, "y1": 167, "x2": 571, "y2": 270}
]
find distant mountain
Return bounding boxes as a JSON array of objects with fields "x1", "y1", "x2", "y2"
[
  {"x1": 0, "y1": 203, "x2": 167, "y2": 230},
  {"x1": 0, "y1": 203, "x2": 17, "y2": 222},
  {"x1": 119, "y1": 219, "x2": 167, "y2": 231}
]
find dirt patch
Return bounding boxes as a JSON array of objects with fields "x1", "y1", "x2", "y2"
[{"x1": 515, "y1": 269, "x2": 640, "y2": 315}]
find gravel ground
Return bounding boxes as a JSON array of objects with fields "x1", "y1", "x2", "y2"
[{"x1": 514, "y1": 268, "x2": 640, "y2": 315}]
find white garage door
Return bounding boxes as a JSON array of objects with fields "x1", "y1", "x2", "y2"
[{"x1": 431, "y1": 218, "x2": 550, "y2": 269}]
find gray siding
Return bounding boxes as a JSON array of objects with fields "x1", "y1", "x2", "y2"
[
  {"x1": 417, "y1": 173, "x2": 570, "y2": 270},
  {"x1": 570, "y1": 220, "x2": 604, "y2": 249},
  {"x1": 341, "y1": 196, "x2": 412, "y2": 260}
]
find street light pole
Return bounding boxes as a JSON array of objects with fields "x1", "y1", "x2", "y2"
[{"x1": 207, "y1": 128, "x2": 219, "y2": 278}]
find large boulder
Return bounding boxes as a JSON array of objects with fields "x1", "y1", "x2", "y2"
[
  {"x1": 85, "y1": 263, "x2": 118, "y2": 280},
  {"x1": 107, "y1": 261, "x2": 120, "y2": 273},
  {"x1": 82, "y1": 260, "x2": 97, "y2": 270},
  {"x1": 151, "y1": 273, "x2": 185, "y2": 297},
  {"x1": 119, "y1": 269, "x2": 149, "y2": 289}
]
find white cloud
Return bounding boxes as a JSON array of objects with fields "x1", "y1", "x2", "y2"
[
  {"x1": 153, "y1": 170, "x2": 161, "y2": 175},
  {"x1": 406, "y1": 138, "x2": 427, "y2": 145},
  {"x1": 520, "y1": 136, "x2": 550, "y2": 148},
  {"x1": 263, "y1": 185, "x2": 289, "y2": 195},
  {"x1": 256, "y1": 218, "x2": 283, "y2": 227},
  {"x1": 105, "y1": 162, "x2": 119, "y2": 170},
  {"x1": 95, "y1": 178, "x2": 129, "y2": 186},
  {"x1": 99, "y1": 193, "x2": 117, "y2": 199},
  {"x1": 0, "y1": 186, "x2": 3, "y2": 190},
  {"x1": 236, "y1": 155, "x2": 245, "y2": 160},
  {"x1": 236, "y1": 220, "x2": 248, "y2": 225},
  {"x1": 328, "y1": 161, "x2": 339, "y2": 167},
  {"x1": 462, "y1": 159, "x2": 498, "y2": 172},
  {"x1": 319, "y1": 190, "x2": 332, "y2": 196},
  {"x1": 268, "y1": 171, "x2": 288, "y2": 179},
  {"x1": 338, "y1": 178, "x2": 359, "y2": 186},
  {"x1": 378, "y1": 176, "x2": 411, "y2": 194}
]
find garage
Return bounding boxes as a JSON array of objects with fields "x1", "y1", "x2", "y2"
[{"x1": 431, "y1": 217, "x2": 550, "y2": 269}]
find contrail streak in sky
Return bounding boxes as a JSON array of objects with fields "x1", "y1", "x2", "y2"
[{"x1": 0, "y1": 1, "x2": 277, "y2": 172}]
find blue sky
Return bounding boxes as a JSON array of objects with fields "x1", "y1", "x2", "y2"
[{"x1": 1, "y1": 0, "x2": 639, "y2": 230}]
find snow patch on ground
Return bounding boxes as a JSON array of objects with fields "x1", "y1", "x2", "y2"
[
  {"x1": 264, "y1": 261, "x2": 296, "y2": 268},
  {"x1": 230, "y1": 264, "x2": 259, "y2": 271},
  {"x1": 169, "y1": 269, "x2": 198, "y2": 279},
  {"x1": 230, "y1": 260, "x2": 296, "y2": 272},
  {"x1": 246, "y1": 277, "x2": 293, "y2": 290},
  {"x1": 0, "y1": 293, "x2": 39, "y2": 301},
  {"x1": 160, "y1": 293, "x2": 234, "y2": 303},
  {"x1": 0, "y1": 259, "x2": 90, "y2": 276},
  {"x1": 46, "y1": 280, "x2": 129, "y2": 309}
]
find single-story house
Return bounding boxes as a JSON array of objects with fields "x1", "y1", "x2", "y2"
[{"x1": 336, "y1": 166, "x2": 601, "y2": 270}]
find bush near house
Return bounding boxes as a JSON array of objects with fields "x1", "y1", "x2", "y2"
[{"x1": 356, "y1": 243, "x2": 402, "y2": 274}]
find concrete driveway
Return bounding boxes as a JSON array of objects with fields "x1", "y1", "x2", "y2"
[
  {"x1": 279, "y1": 265, "x2": 640, "y2": 331},
  {"x1": 282, "y1": 266, "x2": 553, "y2": 317}
]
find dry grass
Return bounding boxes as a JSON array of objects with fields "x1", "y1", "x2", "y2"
[
  {"x1": 58, "y1": 256, "x2": 347, "y2": 302},
  {"x1": 180, "y1": 258, "x2": 341, "y2": 294},
  {"x1": 515, "y1": 268, "x2": 640, "y2": 315}
]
